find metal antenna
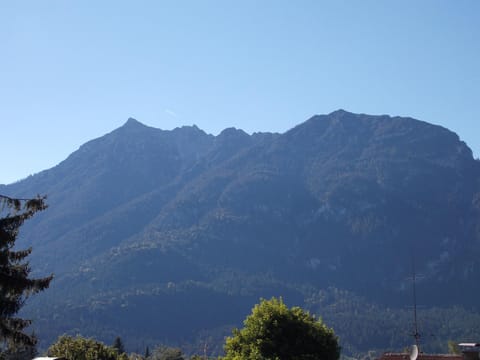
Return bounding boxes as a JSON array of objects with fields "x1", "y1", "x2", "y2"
[
  {"x1": 203, "y1": 340, "x2": 208, "y2": 359},
  {"x1": 412, "y1": 258, "x2": 421, "y2": 351}
]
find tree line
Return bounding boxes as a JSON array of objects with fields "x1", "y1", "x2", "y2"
[{"x1": 0, "y1": 194, "x2": 339, "y2": 360}]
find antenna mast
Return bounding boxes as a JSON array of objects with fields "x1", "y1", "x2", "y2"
[{"x1": 412, "y1": 259, "x2": 421, "y2": 350}]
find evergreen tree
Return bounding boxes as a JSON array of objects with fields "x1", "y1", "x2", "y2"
[
  {"x1": 0, "y1": 195, "x2": 53, "y2": 351},
  {"x1": 0, "y1": 340, "x2": 37, "y2": 360},
  {"x1": 113, "y1": 336, "x2": 126, "y2": 355}
]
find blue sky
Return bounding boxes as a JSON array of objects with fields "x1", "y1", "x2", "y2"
[{"x1": 1, "y1": 1, "x2": 479, "y2": 184}]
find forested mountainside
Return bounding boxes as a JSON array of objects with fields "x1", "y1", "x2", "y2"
[{"x1": 3, "y1": 110, "x2": 480, "y2": 356}]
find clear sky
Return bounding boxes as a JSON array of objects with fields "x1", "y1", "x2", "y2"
[{"x1": 1, "y1": 1, "x2": 479, "y2": 185}]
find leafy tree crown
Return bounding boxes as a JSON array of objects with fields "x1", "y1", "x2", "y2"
[
  {"x1": 48, "y1": 335, "x2": 127, "y2": 360},
  {"x1": 222, "y1": 297, "x2": 340, "y2": 360}
]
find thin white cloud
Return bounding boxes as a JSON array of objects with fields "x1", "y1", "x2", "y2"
[{"x1": 164, "y1": 109, "x2": 178, "y2": 118}]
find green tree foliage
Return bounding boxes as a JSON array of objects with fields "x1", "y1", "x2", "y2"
[
  {"x1": 0, "y1": 195, "x2": 52, "y2": 352},
  {"x1": 48, "y1": 335, "x2": 129, "y2": 360},
  {"x1": 150, "y1": 346, "x2": 185, "y2": 360},
  {"x1": 0, "y1": 341, "x2": 37, "y2": 360},
  {"x1": 113, "y1": 336, "x2": 126, "y2": 354},
  {"x1": 222, "y1": 297, "x2": 340, "y2": 360},
  {"x1": 448, "y1": 341, "x2": 460, "y2": 355}
]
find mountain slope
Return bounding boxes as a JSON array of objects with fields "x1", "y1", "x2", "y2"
[{"x1": 3, "y1": 110, "x2": 480, "y2": 355}]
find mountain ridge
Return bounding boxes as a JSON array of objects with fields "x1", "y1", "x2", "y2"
[{"x1": 3, "y1": 110, "x2": 480, "y2": 355}]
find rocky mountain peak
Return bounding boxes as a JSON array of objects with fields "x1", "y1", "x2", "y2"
[{"x1": 123, "y1": 117, "x2": 145, "y2": 127}]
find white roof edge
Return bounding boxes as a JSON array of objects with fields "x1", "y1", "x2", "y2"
[{"x1": 458, "y1": 343, "x2": 480, "y2": 347}]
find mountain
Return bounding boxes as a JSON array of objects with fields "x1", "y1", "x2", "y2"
[{"x1": 3, "y1": 110, "x2": 480, "y2": 356}]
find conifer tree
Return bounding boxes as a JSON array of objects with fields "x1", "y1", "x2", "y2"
[
  {"x1": 113, "y1": 336, "x2": 126, "y2": 355},
  {"x1": 0, "y1": 194, "x2": 53, "y2": 351}
]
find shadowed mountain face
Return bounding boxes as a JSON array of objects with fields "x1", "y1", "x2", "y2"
[{"x1": 3, "y1": 110, "x2": 480, "y2": 355}]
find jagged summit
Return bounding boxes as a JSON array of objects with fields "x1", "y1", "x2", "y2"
[
  {"x1": 181, "y1": 124, "x2": 200, "y2": 130},
  {"x1": 124, "y1": 117, "x2": 145, "y2": 127},
  {"x1": 172, "y1": 124, "x2": 207, "y2": 135},
  {"x1": 114, "y1": 117, "x2": 153, "y2": 136}
]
